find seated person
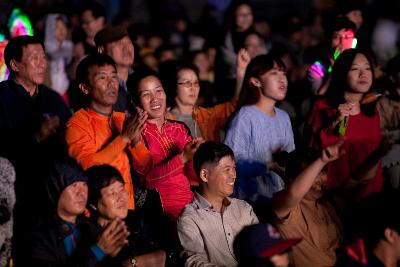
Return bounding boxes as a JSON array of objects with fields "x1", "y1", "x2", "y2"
[
  {"x1": 335, "y1": 191, "x2": 400, "y2": 267},
  {"x1": 65, "y1": 53, "x2": 149, "y2": 210},
  {"x1": 85, "y1": 164, "x2": 167, "y2": 267},
  {"x1": 272, "y1": 142, "x2": 344, "y2": 267},
  {"x1": 377, "y1": 54, "x2": 400, "y2": 188},
  {"x1": 31, "y1": 159, "x2": 128, "y2": 266},
  {"x1": 306, "y1": 17, "x2": 357, "y2": 95},
  {"x1": 177, "y1": 141, "x2": 259, "y2": 266},
  {"x1": 272, "y1": 139, "x2": 389, "y2": 267},
  {"x1": 128, "y1": 71, "x2": 203, "y2": 221},
  {"x1": 234, "y1": 223, "x2": 301, "y2": 267}
]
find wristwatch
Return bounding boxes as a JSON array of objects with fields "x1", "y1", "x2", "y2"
[{"x1": 130, "y1": 257, "x2": 138, "y2": 267}]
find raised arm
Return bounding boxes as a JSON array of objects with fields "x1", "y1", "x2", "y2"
[
  {"x1": 235, "y1": 48, "x2": 251, "y2": 97},
  {"x1": 273, "y1": 141, "x2": 343, "y2": 219}
]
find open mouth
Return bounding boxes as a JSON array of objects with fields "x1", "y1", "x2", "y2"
[
  {"x1": 107, "y1": 90, "x2": 117, "y2": 97},
  {"x1": 150, "y1": 104, "x2": 161, "y2": 110},
  {"x1": 226, "y1": 180, "x2": 235, "y2": 186},
  {"x1": 116, "y1": 204, "x2": 127, "y2": 209}
]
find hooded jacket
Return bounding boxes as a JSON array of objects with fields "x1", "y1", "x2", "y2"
[{"x1": 31, "y1": 159, "x2": 102, "y2": 267}]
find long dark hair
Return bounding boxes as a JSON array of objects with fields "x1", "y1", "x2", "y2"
[
  {"x1": 237, "y1": 53, "x2": 286, "y2": 109},
  {"x1": 223, "y1": 0, "x2": 254, "y2": 32},
  {"x1": 325, "y1": 48, "x2": 376, "y2": 116}
]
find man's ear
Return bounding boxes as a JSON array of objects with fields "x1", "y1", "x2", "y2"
[
  {"x1": 383, "y1": 228, "x2": 398, "y2": 244},
  {"x1": 249, "y1": 77, "x2": 261, "y2": 88},
  {"x1": 79, "y1": 83, "x2": 90, "y2": 95},
  {"x1": 9, "y1": 59, "x2": 19, "y2": 72},
  {"x1": 200, "y1": 169, "x2": 208, "y2": 182}
]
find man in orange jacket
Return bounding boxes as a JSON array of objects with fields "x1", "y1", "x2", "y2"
[{"x1": 65, "y1": 53, "x2": 150, "y2": 209}]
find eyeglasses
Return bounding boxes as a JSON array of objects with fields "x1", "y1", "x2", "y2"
[{"x1": 177, "y1": 80, "x2": 200, "y2": 88}]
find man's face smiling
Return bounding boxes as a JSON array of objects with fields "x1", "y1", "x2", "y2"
[
  {"x1": 203, "y1": 156, "x2": 237, "y2": 198},
  {"x1": 85, "y1": 64, "x2": 119, "y2": 113}
]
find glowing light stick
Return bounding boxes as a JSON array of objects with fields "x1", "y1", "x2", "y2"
[
  {"x1": 0, "y1": 40, "x2": 9, "y2": 81},
  {"x1": 328, "y1": 38, "x2": 358, "y2": 73},
  {"x1": 0, "y1": 8, "x2": 34, "y2": 81},
  {"x1": 8, "y1": 8, "x2": 34, "y2": 37},
  {"x1": 310, "y1": 61, "x2": 325, "y2": 78}
]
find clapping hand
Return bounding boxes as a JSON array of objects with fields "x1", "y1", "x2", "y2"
[
  {"x1": 182, "y1": 138, "x2": 204, "y2": 163},
  {"x1": 122, "y1": 108, "x2": 148, "y2": 146}
]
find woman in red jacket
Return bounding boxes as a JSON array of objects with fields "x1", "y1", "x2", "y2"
[{"x1": 306, "y1": 48, "x2": 382, "y2": 200}]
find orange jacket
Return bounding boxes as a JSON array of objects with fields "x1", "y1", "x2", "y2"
[
  {"x1": 65, "y1": 109, "x2": 151, "y2": 209},
  {"x1": 167, "y1": 98, "x2": 237, "y2": 141}
]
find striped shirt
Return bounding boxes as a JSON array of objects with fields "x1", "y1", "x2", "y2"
[{"x1": 177, "y1": 192, "x2": 259, "y2": 267}]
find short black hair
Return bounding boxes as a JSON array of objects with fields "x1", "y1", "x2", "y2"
[
  {"x1": 193, "y1": 141, "x2": 235, "y2": 178},
  {"x1": 80, "y1": 1, "x2": 106, "y2": 19},
  {"x1": 359, "y1": 191, "x2": 400, "y2": 248},
  {"x1": 338, "y1": 1, "x2": 364, "y2": 16},
  {"x1": 85, "y1": 164, "x2": 125, "y2": 207},
  {"x1": 328, "y1": 16, "x2": 357, "y2": 38},
  {"x1": 75, "y1": 53, "x2": 116, "y2": 86},
  {"x1": 4, "y1": 35, "x2": 44, "y2": 77}
]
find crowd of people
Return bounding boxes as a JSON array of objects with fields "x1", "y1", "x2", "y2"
[{"x1": 0, "y1": 0, "x2": 400, "y2": 266}]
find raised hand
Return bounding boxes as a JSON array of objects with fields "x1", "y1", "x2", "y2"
[
  {"x1": 122, "y1": 108, "x2": 148, "y2": 145},
  {"x1": 321, "y1": 140, "x2": 345, "y2": 163},
  {"x1": 236, "y1": 48, "x2": 251, "y2": 71},
  {"x1": 182, "y1": 138, "x2": 204, "y2": 163}
]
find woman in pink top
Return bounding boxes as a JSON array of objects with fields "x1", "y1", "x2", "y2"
[{"x1": 128, "y1": 71, "x2": 203, "y2": 220}]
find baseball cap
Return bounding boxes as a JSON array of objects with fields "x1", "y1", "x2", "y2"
[
  {"x1": 234, "y1": 223, "x2": 301, "y2": 260},
  {"x1": 94, "y1": 25, "x2": 128, "y2": 48}
]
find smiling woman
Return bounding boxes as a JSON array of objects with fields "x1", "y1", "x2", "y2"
[
  {"x1": 306, "y1": 48, "x2": 383, "y2": 200},
  {"x1": 128, "y1": 70, "x2": 203, "y2": 220},
  {"x1": 85, "y1": 165, "x2": 167, "y2": 267}
]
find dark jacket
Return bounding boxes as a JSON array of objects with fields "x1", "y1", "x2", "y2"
[
  {"x1": 0, "y1": 79, "x2": 71, "y2": 266},
  {"x1": 87, "y1": 209, "x2": 167, "y2": 267},
  {"x1": 31, "y1": 215, "x2": 100, "y2": 267},
  {"x1": 335, "y1": 241, "x2": 386, "y2": 267}
]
